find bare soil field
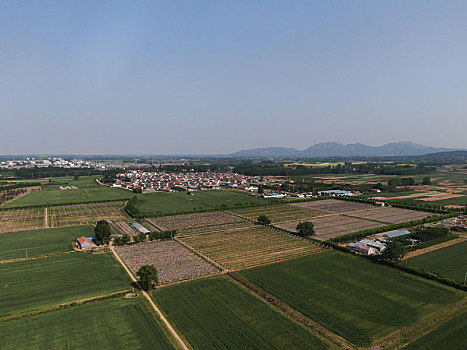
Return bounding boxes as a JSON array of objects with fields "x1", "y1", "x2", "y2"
[
  {"x1": 275, "y1": 215, "x2": 386, "y2": 241},
  {"x1": 290, "y1": 199, "x2": 376, "y2": 213},
  {"x1": 419, "y1": 194, "x2": 465, "y2": 202},
  {"x1": 346, "y1": 207, "x2": 433, "y2": 224},
  {"x1": 230, "y1": 204, "x2": 326, "y2": 223},
  {"x1": 178, "y1": 226, "x2": 326, "y2": 270},
  {"x1": 49, "y1": 202, "x2": 126, "y2": 227},
  {"x1": 146, "y1": 211, "x2": 245, "y2": 231},
  {"x1": 0, "y1": 207, "x2": 45, "y2": 233},
  {"x1": 115, "y1": 240, "x2": 218, "y2": 284}
]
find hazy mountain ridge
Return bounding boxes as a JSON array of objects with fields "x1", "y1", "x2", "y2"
[{"x1": 229, "y1": 142, "x2": 461, "y2": 158}]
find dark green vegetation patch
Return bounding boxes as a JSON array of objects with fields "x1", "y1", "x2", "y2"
[
  {"x1": 0, "y1": 298, "x2": 175, "y2": 350},
  {"x1": 239, "y1": 252, "x2": 463, "y2": 347},
  {"x1": 0, "y1": 253, "x2": 130, "y2": 316},
  {"x1": 402, "y1": 311, "x2": 467, "y2": 350},
  {"x1": 133, "y1": 190, "x2": 266, "y2": 215},
  {"x1": 0, "y1": 225, "x2": 93, "y2": 260},
  {"x1": 3, "y1": 177, "x2": 131, "y2": 208},
  {"x1": 407, "y1": 240, "x2": 467, "y2": 283},
  {"x1": 154, "y1": 275, "x2": 328, "y2": 349}
]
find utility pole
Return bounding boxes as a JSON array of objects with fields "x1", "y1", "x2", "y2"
[{"x1": 25, "y1": 248, "x2": 28, "y2": 259}]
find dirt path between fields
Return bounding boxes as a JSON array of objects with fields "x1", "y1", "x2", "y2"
[
  {"x1": 110, "y1": 245, "x2": 190, "y2": 350},
  {"x1": 44, "y1": 207, "x2": 48, "y2": 228},
  {"x1": 405, "y1": 237, "x2": 467, "y2": 259},
  {"x1": 0, "y1": 250, "x2": 75, "y2": 264}
]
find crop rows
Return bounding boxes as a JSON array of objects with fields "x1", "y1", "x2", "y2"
[
  {"x1": 116, "y1": 240, "x2": 219, "y2": 285},
  {"x1": 291, "y1": 199, "x2": 376, "y2": 213},
  {"x1": 275, "y1": 215, "x2": 386, "y2": 241},
  {"x1": 111, "y1": 221, "x2": 138, "y2": 237},
  {"x1": 346, "y1": 207, "x2": 433, "y2": 224},
  {"x1": 49, "y1": 202, "x2": 126, "y2": 227},
  {"x1": 230, "y1": 204, "x2": 327, "y2": 223},
  {"x1": 179, "y1": 226, "x2": 326, "y2": 270},
  {"x1": 146, "y1": 211, "x2": 245, "y2": 231},
  {"x1": 0, "y1": 207, "x2": 45, "y2": 233},
  {"x1": 176, "y1": 220, "x2": 254, "y2": 236}
]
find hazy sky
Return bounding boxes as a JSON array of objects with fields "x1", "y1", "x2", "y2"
[{"x1": 1, "y1": 1, "x2": 466, "y2": 154}]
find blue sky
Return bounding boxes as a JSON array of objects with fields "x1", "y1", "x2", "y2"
[{"x1": 1, "y1": 1, "x2": 466, "y2": 154}]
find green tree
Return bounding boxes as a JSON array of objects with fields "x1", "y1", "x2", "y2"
[
  {"x1": 113, "y1": 237, "x2": 122, "y2": 246},
  {"x1": 380, "y1": 241, "x2": 406, "y2": 262},
  {"x1": 257, "y1": 215, "x2": 271, "y2": 225},
  {"x1": 137, "y1": 265, "x2": 158, "y2": 291},
  {"x1": 121, "y1": 234, "x2": 131, "y2": 245},
  {"x1": 94, "y1": 220, "x2": 112, "y2": 244},
  {"x1": 133, "y1": 232, "x2": 147, "y2": 243},
  {"x1": 422, "y1": 176, "x2": 431, "y2": 185},
  {"x1": 296, "y1": 222, "x2": 315, "y2": 237},
  {"x1": 258, "y1": 185, "x2": 264, "y2": 194}
]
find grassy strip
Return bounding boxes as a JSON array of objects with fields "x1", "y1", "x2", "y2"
[{"x1": 410, "y1": 235, "x2": 459, "y2": 250}]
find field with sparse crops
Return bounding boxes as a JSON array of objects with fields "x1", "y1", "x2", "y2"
[
  {"x1": 48, "y1": 202, "x2": 126, "y2": 227},
  {"x1": 178, "y1": 225, "x2": 326, "y2": 270},
  {"x1": 229, "y1": 204, "x2": 326, "y2": 223},
  {"x1": 0, "y1": 207, "x2": 45, "y2": 233},
  {"x1": 116, "y1": 240, "x2": 219, "y2": 284},
  {"x1": 0, "y1": 298, "x2": 175, "y2": 350},
  {"x1": 407, "y1": 240, "x2": 467, "y2": 283},
  {"x1": 346, "y1": 207, "x2": 434, "y2": 224},
  {"x1": 154, "y1": 275, "x2": 328, "y2": 349},
  {"x1": 239, "y1": 252, "x2": 464, "y2": 347},
  {"x1": 147, "y1": 211, "x2": 246, "y2": 231},
  {"x1": 0, "y1": 253, "x2": 131, "y2": 317},
  {"x1": 0, "y1": 225, "x2": 93, "y2": 260},
  {"x1": 290, "y1": 198, "x2": 377, "y2": 213}
]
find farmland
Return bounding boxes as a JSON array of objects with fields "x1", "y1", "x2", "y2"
[
  {"x1": 0, "y1": 225, "x2": 93, "y2": 260},
  {"x1": 48, "y1": 201, "x2": 126, "y2": 227},
  {"x1": 0, "y1": 253, "x2": 131, "y2": 317},
  {"x1": 407, "y1": 240, "x2": 467, "y2": 283},
  {"x1": 0, "y1": 298, "x2": 175, "y2": 350},
  {"x1": 229, "y1": 204, "x2": 326, "y2": 223},
  {"x1": 346, "y1": 207, "x2": 434, "y2": 224},
  {"x1": 290, "y1": 198, "x2": 377, "y2": 213},
  {"x1": 2, "y1": 176, "x2": 132, "y2": 208},
  {"x1": 402, "y1": 311, "x2": 467, "y2": 349},
  {"x1": 239, "y1": 252, "x2": 464, "y2": 347},
  {"x1": 116, "y1": 240, "x2": 219, "y2": 284},
  {"x1": 147, "y1": 211, "x2": 247, "y2": 231},
  {"x1": 179, "y1": 225, "x2": 326, "y2": 270},
  {"x1": 111, "y1": 221, "x2": 139, "y2": 237},
  {"x1": 0, "y1": 207, "x2": 45, "y2": 233},
  {"x1": 132, "y1": 190, "x2": 270, "y2": 215},
  {"x1": 154, "y1": 275, "x2": 328, "y2": 349},
  {"x1": 275, "y1": 214, "x2": 386, "y2": 240}
]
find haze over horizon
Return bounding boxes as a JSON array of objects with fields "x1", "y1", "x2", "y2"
[{"x1": 1, "y1": 1, "x2": 467, "y2": 154}]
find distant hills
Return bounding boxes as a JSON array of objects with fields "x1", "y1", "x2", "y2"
[{"x1": 229, "y1": 142, "x2": 463, "y2": 158}]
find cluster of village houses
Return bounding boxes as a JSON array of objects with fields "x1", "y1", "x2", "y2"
[{"x1": 112, "y1": 171, "x2": 276, "y2": 192}]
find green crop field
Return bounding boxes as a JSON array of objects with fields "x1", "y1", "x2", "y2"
[
  {"x1": 134, "y1": 190, "x2": 270, "y2": 215},
  {"x1": 2, "y1": 177, "x2": 131, "y2": 208},
  {"x1": 407, "y1": 240, "x2": 467, "y2": 283},
  {"x1": 0, "y1": 253, "x2": 131, "y2": 317},
  {"x1": 0, "y1": 225, "x2": 93, "y2": 260},
  {"x1": 403, "y1": 311, "x2": 467, "y2": 349},
  {"x1": 0, "y1": 298, "x2": 175, "y2": 350},
  {"x1": 239, "y1": 252, "x2": 463, "y2": 347},
  {"x1": 154, "y1": 275, "x2": 328, "y2": 349}
]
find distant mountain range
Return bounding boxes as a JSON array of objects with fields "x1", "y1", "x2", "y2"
[{"x1": 228, "y1": 142, "x2": 463, "y2": 158}]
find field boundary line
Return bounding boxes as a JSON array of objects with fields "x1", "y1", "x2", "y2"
[
  {"x1": 44, "y1": 207, "x2": 48, "y2": 228},
  {"x1": 228, "y1": 272, "x2": 355, "y2": 350},
  {"x1": 405, "y1": 237, "x2": 467, "y2": 259},
  {"x1": 110, "y1": 245, "x2": 190, "y2": 350},
  {"x1": 0, "y1": 290, "x2": 131, "y2": 323},
  {"x1": 373, "y1": 297, "x2": 467, "y2": 349},
  {"x1": 156, "y1": 271, "x2": 227, "y2": 289},
  {"x1": 174, "y1": 237, "x2": 226, "y2": 271},
  {"x1": 0, "y1": 250, "x2": 75, "y2": 264}
]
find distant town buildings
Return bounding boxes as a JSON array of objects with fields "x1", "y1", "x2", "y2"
[{"x1": 112, "y1": 171, "x2": 274, "y2": 192}]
